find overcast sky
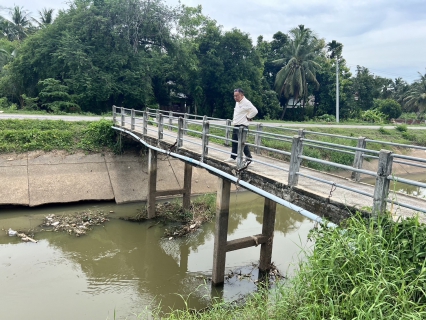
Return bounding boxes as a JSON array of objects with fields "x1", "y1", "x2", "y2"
[{"x1": 1, "y1": 0, "x2": 425, "y2": 83}]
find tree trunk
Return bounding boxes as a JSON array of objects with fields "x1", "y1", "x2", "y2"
[{"x1": 280, "y1": 103, "x2": 289, "y2": 120}]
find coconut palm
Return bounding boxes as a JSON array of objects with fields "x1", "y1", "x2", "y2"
[
  {"x1": 1, "y1": 6, "x2": 32, "y2": 41},
  {"x1": 32, "y1": 8, "x2": 55, "y2": 28},
  {"x1": 403, "y1": 72, "x2": 426, "y2": 113},
  {"x1": 273, "y1": 25, "x2": 323, "y2": 119}
]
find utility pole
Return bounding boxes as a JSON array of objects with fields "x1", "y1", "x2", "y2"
[{"x1": 336, "y1": 57, "x2": 339, "y2": 123}]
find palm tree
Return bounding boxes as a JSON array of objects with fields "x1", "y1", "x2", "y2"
[
  {"x1": 273, "y1": 25, "x2": 323, "y2": 119},
  {"x1": 1, "y1": 6, "x2": 32, "y2": 41},
  {"x1": 403, "y1": 72, "x2": 426, "y2": 113},
  {"x1": 326, "y1": 40, "x2": 342, "y2": 59},
  {"x1": 32, "y1": 8, "x2": 55, "y2": 28}
]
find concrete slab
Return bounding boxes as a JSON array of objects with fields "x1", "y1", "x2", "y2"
[
  {"x1": 0, "y1": 165, "x2": 29, "y2": 205},
  {"x1": 0, "y1": 153, "x2": 27, "y2": 167},
  {"x1": 28, "y1": 151, "x2": 106, "y2": 165},
  {"x1": 106, "y1": 159, "x2": 147, "y2": 203},
  {"x1": 28, "y1": 162, "x2": 114, "y2": 206}
]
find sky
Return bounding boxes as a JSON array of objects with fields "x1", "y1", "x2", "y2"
[{"x1": 1, "y1": 0, "x2": 425, "y2": 83}]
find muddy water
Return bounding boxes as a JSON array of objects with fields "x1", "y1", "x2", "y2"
[{"x1": 0, "y1": 192, "x2": 314, "y2": 320}]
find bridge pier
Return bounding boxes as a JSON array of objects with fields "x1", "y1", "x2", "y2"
[
  {"x1": 146, "y1": 149, "x2": 193, "y2": 218},
  {"x1": 212, "y1": 177, "x2": 277, "y2": 286}
]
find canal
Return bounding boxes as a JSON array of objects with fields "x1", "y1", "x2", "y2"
[{"x1": 0, "y1": 192, "x2": 314, "y2": 319}]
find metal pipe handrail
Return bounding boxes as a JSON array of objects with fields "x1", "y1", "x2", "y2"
[
  {"x1": 387, "y1": 176, "x2": 426, "y2": 189},
  {"x1": 302, "y1": 138, "x2": 381, "y2": 155},
  {"x1": 299, "y1": 155, "x2": 377, "y2": 177},
  {"x1": 304, "y1": 130, "x2": 360, "y2": 141},
  {"x1": 392, "y1": 154, "x2": 426, "y2": 163},
  {"x1": 112, "y1": 125, "x2": 337, "y2": 227},
  {"x1": 365, "y1": 138, "x2": 426, "y2": 151},
  {"x1": 296, "y1": 172, "x2": 374, "y2": 198},
  {"x1": 386, "y1": 198, "x2": 426, "y2": 214},
  {"x1": 303, "y1": 142, "x2": 356, "y2": 156},
  {"x1": 245, "y1": 143, "x2": 291, "y2": 157}
]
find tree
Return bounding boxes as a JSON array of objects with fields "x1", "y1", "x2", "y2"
[
  {"x1": 352, "y1": 66, "x2": 379, "y2": 112},
  {"x1": 403, "y1": 71, "x2": 426, "y2": 113},
  {"x1": 374, "y1": 99, "x2": 402, "y2": 120},
  {"x1": 32, "y1": 8, "x2": 55, "y2": 28},
  {"x1": 38, "y1": 78, "x2": 80, "y2": 113},
  {"x1": 1, "y1": 0, "x2": 178, "y2": 113},
  {"x1": 3, "y1": 6, "x2": 33, "y2": 41},
  {"x1": 273, "y1": 25, "x2": 323, "y2": 119}
]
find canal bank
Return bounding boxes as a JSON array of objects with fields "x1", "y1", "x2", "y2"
[{"x1": 0, "y1": 151, "x2": 226, "y2": 207}]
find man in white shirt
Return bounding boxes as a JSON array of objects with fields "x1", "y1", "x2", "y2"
[{"x1": 225, "y1": 88, "x2": 258, "y2": 163}]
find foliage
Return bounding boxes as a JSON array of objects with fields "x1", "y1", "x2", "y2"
[
  {"x1": 21, "y1": 94, "x2": 39, "y2": 110},
  {"x1": 360, "y1": 108, "x2": 385, "y2": 123},
  {"x1": 158, "y1": 214, "x2": 426, "y2": 320},
  {"x1": 38, "y1": 78, "x2": 80, "y2": 113},
  {"x1": 273, "y1": 25, "x2": 324, "y2": 119},
  {"x1": 374, "y1": 98, "x2": 402, "y2": 120},
  {"x1": 404, "y1": 72, "x2": 426, "y2": 113},
  {"x1": 0, "y1": 119, "x2": 119, "y2": 153},
  {"x1": 314, "y1": 114, "x2": 335, "y2": 122},
  {"x1": 395, "y1": 124, "x2": 408, "y2": 132}
]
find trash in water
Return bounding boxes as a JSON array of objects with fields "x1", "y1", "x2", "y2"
[{"x1": 8, "y1": 228, "x2": 17, "y2": 236}]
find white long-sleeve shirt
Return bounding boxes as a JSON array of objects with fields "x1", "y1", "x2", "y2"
[{"x1": 232, "y1": 97, "x2": 258, "y2": 126}]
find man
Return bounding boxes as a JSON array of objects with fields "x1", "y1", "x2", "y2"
[{"x1": 225, "y1": 88, "x2": 258, "y2": 163}]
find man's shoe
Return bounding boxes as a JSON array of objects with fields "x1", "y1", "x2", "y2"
[
  {"x1": 244, "y1": 157, "x2": 252, "y2": 163},
  {"x1": 224, "y1": 157, "x2": 236, "y2": 163}
]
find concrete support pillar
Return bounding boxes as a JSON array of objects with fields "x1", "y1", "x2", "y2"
[
  {"x1": 236, "y1": 126, "x2": 247, "y2": 169},
  {"x1": 182, "y1": 162, "x2": 192, "y2": 211},
  {"x1": 212, "y1": 177, "x2": 231, "y2": 286},
  {"x1": 259, "y1": 198, "x2": 277, "y2": 272},
  {"x1": 351, "y1": 137, "x2": 366, "y2": 182},
  {"x1": 147, "y1": 148, "x2": 158, "y2": 219},
  {"x1": 131, "y1": 109, "x2": 135, "y2": 130},
  {"x1": 372, "y1": 149, "x2": 393, "y2": 217},
  {"x1": 169, "y1": 111, "x2": 173, "y2": 131}
]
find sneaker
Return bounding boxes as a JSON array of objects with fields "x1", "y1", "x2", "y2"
[
  {"x1": 244, "y1": 157, "x2": 253, "y2": 163},
  {"x1": 224, "y1": 157, "x2": 236, "y2": 162}
]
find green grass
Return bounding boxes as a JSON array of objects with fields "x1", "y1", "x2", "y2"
[
  {"x1": 152, "y1": 214, "x2": 426, "y2": 320},
  {"x1": 0, "y1": 119, "x2": 120, "y2": 153}
]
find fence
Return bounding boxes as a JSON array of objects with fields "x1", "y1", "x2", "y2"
[{"x1": 113, "y1": 106, "x2": 426, "y2": 217}]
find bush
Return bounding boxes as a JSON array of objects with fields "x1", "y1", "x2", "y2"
[
  {"x1": 396, "y1": 124, "x2": 408, "y2": 132},
  {"x1": 375, "y1": 99, "x2": 402, "y2": 120},
  {"x1": 315, "y1": 114, "x2": 336, "y2": 123},
  {"x1": 0, "y1": 97, "x2": 8, "y2": 109},
  {"x1": 361, "y1": 109, "x2": 385, "y2": 123}
]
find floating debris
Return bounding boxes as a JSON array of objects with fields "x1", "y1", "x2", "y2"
[
  {"x1": 40, "y1": 210, "x2": 109, "y2": 236},
  {"x1": 8, "y1": 228, "x2": 17, "y2": 236}
]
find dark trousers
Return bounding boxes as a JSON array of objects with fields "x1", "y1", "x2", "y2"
[{"x1": 231, "y1": 126, "x2": 252, "y2": 160}]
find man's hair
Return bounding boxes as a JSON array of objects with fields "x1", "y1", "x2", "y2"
[{"x1": 234, "y1": 88, "x2": 244, "y2": 94}]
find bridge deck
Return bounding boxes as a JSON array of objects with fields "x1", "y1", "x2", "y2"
[{"x1": 116, "y1": 123, "x2": 426, "y2": 222}]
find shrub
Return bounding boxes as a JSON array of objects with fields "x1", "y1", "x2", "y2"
[{"x1": 395, "y1": 124, "x2": 408, "y2": 132}]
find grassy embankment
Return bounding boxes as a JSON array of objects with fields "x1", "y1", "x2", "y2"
[
  {"x1": 0, "y1": 118, "x2": 120, "y2": 153},
  {"x1": 153, "y1": 213, "x2": 426, "y2": 320}
]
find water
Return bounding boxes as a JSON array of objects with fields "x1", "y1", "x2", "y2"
[
  {"x1": 0, "y1": 192, "x2": 314, "y2": 320},
  {"x1": 362, "y1": 172, "x2": 426, "y2": 198}
]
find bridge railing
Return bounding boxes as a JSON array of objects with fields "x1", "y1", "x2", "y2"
[{"x1": 113, "y1": 106, "x2": 426, "y2": 216}]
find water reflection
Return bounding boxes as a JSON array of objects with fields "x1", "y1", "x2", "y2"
[
  {"x1": 0, "y1": 192, "x2": 314, "y2": 319},
  {"x1": 361, "y1": 173, "x2": 426, "y2": 198}
]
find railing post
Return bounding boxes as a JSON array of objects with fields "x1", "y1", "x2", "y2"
[
  {"x1": 351, "y1": 137, "x2": 366, "y2": 182},
  {"x1": 225, "y1": 119, "x2": 232, "y2": 146},
  {"x1": 131, "y1": 109, "x2": 135, "y2": 130},
  {"x1": 142, "y1": 110, "x2": 148, "y2": 136},
  {"x1": 169, "y1": 111, "x2": 173, "y2": 131},
  {"x1": 288, "y1": 135, "x2": 303, "y2": 187},
  {"x1": 236, "y1": 126, "x2": 247, "y2": 169},
  {"x1": 201, "y1": 120, "x2": 210, "y2": 162},
  {"x1": 372, "y1": 150, "x2": 393, "y2": 217},
  {"x1": 183, "y1": 162, "x2": 192, "y2": 211},
  {"x1": 158, "y1": 113, "x2": 163, "y2": 140},
  {"x1": 155, "y1": 109, "x2": 160, "y2": 127},
  {"x1": 183, "y1": 113, "x2": 188, "y2": 135},
  {"x1": 112, "y1": 105, "x2": 116, "y2": 125},
  {"x1": 120, "y1": 107, "x2": 125, "y2": 126},
  {"x1": 177, "y1": 117, "x2": 184, "y2": 148},
  {"x1": 255, "y1": 123, "x2": 263, "y2": 155}
]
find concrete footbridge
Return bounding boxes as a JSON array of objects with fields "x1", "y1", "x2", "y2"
[{"x1": 112, "y1": 107, "x2": 426, "y2": 285}]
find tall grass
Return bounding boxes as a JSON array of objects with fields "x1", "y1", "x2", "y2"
[{"x1": 154, "y1": 214, "x2": 426, "y2": 320}]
